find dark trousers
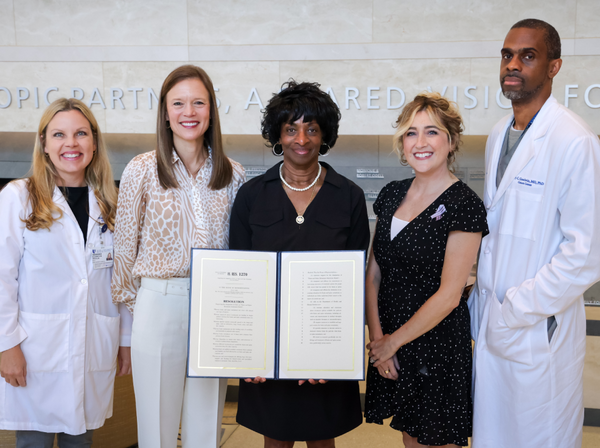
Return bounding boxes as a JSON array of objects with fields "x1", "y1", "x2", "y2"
[{"x1": 16, "y1": 430, "x2": 94, "y2": 448}]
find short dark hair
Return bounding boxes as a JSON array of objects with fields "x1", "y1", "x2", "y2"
[
  {"x1": 511, "y1": 18, "x2": 561, "y2": 60},
  {"x1": 261, "y1": 80, "x2": 341, "y2": 148}
]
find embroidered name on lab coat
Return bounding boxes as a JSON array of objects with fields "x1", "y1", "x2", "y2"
[{"x1": 515, "y1": 176, "x2": 545, "y2": 187}]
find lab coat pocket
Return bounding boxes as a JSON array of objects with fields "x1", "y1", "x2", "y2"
[
  {"x1": 19, "y1": 311, "x2": 70, "y2": 372},
  {"x1": 485, "y1": 295, "x2": 533, "y2": 366},
  {"x1": 498, "y1": 189, "x2": 543, "y2": 241},
  {"x1": 87, "y1": 312, "x2": 120, "y2": 371}
]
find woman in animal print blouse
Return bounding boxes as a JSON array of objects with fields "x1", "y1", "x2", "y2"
[{"x1": 111, "y1": 65, "x2": 245, "y2": 448}]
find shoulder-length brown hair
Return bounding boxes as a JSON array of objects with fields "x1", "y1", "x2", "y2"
[
  {"x1": 23, "y1": 98, "x2": 118, "y2": 231},
  {"x1": 156, "y1": 64, "x2": 233, "y2": 190}
]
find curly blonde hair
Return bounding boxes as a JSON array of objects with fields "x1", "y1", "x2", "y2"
[{"x1": 392, "y1": 92, "x2": 464, "y2": 172}]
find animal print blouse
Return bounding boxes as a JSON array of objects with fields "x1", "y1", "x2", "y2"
[{"x1": 111, "y1": 149, "x2": 245, "y2": 314}]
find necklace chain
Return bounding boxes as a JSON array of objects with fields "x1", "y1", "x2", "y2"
[
  {"x1": 279, "y1": 162, "x2": 321, "y2": 192},
  {"x1": 295, "y1": 181, "x2": 318, "y2": 224}
]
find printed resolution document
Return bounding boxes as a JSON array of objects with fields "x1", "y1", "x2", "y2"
[
  {"x1": 188, "y1": 250, "x2": 277, "y2": 379},
  {"x1": 187, "y1": 249, "x2": 365, "y2": 380}
]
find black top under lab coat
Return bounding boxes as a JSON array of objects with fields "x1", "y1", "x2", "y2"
[{"x1": 230, "y1": 161, "x2": 370, "y2": 441}]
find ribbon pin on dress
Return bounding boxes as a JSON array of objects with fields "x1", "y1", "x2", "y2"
[{"x1": 431, "y1": 204, "x2": 447, "y2": 221}]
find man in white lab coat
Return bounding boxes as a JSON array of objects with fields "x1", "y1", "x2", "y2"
[{"x1": 469, "y1": 18, "x2": 600, "y2": 448}]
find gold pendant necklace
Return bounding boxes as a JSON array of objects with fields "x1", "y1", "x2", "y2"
[{"x1": 293, "y1": 181, "x2": 318, "y2": 225}]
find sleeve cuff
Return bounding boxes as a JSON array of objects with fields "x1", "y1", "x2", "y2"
[
  {"x1": 119, "y1": 334, "x2": 131, "y2": 347},
  {"x1": 118, "y1": 303, "x2": 132, "y2": 347},
  {"x1": 0, "y1": 325, "x2": 28, "y2": 353}
]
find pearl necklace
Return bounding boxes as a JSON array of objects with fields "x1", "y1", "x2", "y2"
[{"x1": 279, "y1": 162, "x2": 321, "y2": 192}]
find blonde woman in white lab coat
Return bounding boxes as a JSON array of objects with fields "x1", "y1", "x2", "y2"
[{"x1": 0, "y1": 98, "x2": 132, "y2": 448}]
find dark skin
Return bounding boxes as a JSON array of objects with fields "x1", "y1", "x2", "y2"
[
  {"x1": 249, "y1": 118, "x2": 333, "y2": 448},
  {"x1": 500, "y1": 27, "x2": 562, "y2": 130},
  {"x1": 279, "y1": 117, "x2": 327, "y2": 220}
]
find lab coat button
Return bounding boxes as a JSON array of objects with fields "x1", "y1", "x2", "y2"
[
  {"x1": 482, "y1": 289, "x2": 487, "y2": 295},
  {"x1": 81, "y1": 279, "x2": 87, "y2": 285},
  {"x1": 484, "y1": 248, "x2": 491, "y2": 254}
]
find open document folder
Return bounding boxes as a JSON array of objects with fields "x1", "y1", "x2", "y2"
[{"x1": 187, "y1": 249, "x2": 365, "y2": 381}]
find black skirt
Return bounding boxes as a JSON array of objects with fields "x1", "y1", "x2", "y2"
[{"x1": 237, "y1": 379, "x2": 363, "y2": 441}]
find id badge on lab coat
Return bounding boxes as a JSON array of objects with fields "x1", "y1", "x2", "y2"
[{"x1": 92, "y1": 246, "x2": 114, "y2": 269}]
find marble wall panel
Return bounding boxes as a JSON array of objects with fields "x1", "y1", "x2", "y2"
[
  {"x1": 373, "y1": 0, "x2": 577, "y2": 43},
  {"x1": 280, "y1": 59, "x2": 473, "y2": 135},
  {"x1": 102, "y1": 62, "x2": 183, "y2": 134},
  {"x1": 2, "y1": 57, "x2": 595, "y2": 136},
  {"x1": 102, "y1": 61, "x2": 280, "y2": 134},
  {"x1": 554, "y1": 55, "x2": 600, "y2": 133},
  {"x1": 0, "y1": 0, "x2": 16, "y2": 46},
  {"x1": 576, "y1": 0, "x2": 600, "y2": 39},
  {"x1": 187, "y1": 0, "x2": 372, "y2": 45},
  {"x1": 0, "y1": 62, "x2": 105, "y2": 133},
  {"x1": 14, "y1": 0, "x2": 187, "y2": 46},
  {"x1": 198, "y1": 62, "x2": 279, "y2": 135},
  {"x1": 194, "y1": 61, "x2": 280, "y2": 135}
]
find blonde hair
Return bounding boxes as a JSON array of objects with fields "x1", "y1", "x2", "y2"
[
  {"x1": 22, "y1": 98, "x2": 118, "y2": 231},
  {"x1": 393, "y1": 92, "x2": 464, "y2": 171},
  {"x1": 156, "y1": 65, "x2": 233, "y2": 190}
]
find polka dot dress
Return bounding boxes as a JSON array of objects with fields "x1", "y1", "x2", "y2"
[{"x1": 365, "y1": 178, "x2": 489, "y2": 447}]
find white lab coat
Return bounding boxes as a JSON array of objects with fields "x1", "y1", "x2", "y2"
[
  {"x1": 468, "y1": 95, "x2": 600, "y2": 447},
  {"x1": 0, "y1": 180, "x2": 132, "y2": 435}
]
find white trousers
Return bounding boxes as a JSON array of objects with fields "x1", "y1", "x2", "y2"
[{"x1": 131, "y1": 278, "x2": 227, "y2": 448}]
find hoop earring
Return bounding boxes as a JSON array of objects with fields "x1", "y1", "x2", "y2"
[
  {"x1": 319, "y1": 142, "x2": 331, "y2": 156},
  {"x1": 272, "y1": 143, "x2": 284, "y2": 156}
]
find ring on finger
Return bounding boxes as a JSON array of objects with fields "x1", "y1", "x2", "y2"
[{"x1": 385, "y1": 370, "x2": 390, "y2": 374}]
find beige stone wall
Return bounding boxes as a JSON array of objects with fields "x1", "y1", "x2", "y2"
[{"x1": 0, "y1": 0, "x2": 598, "y2": 135}]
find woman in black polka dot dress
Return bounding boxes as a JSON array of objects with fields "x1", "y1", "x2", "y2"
[{"x1": 365, "y1": 93, "x2": 488, "y2": 448}]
